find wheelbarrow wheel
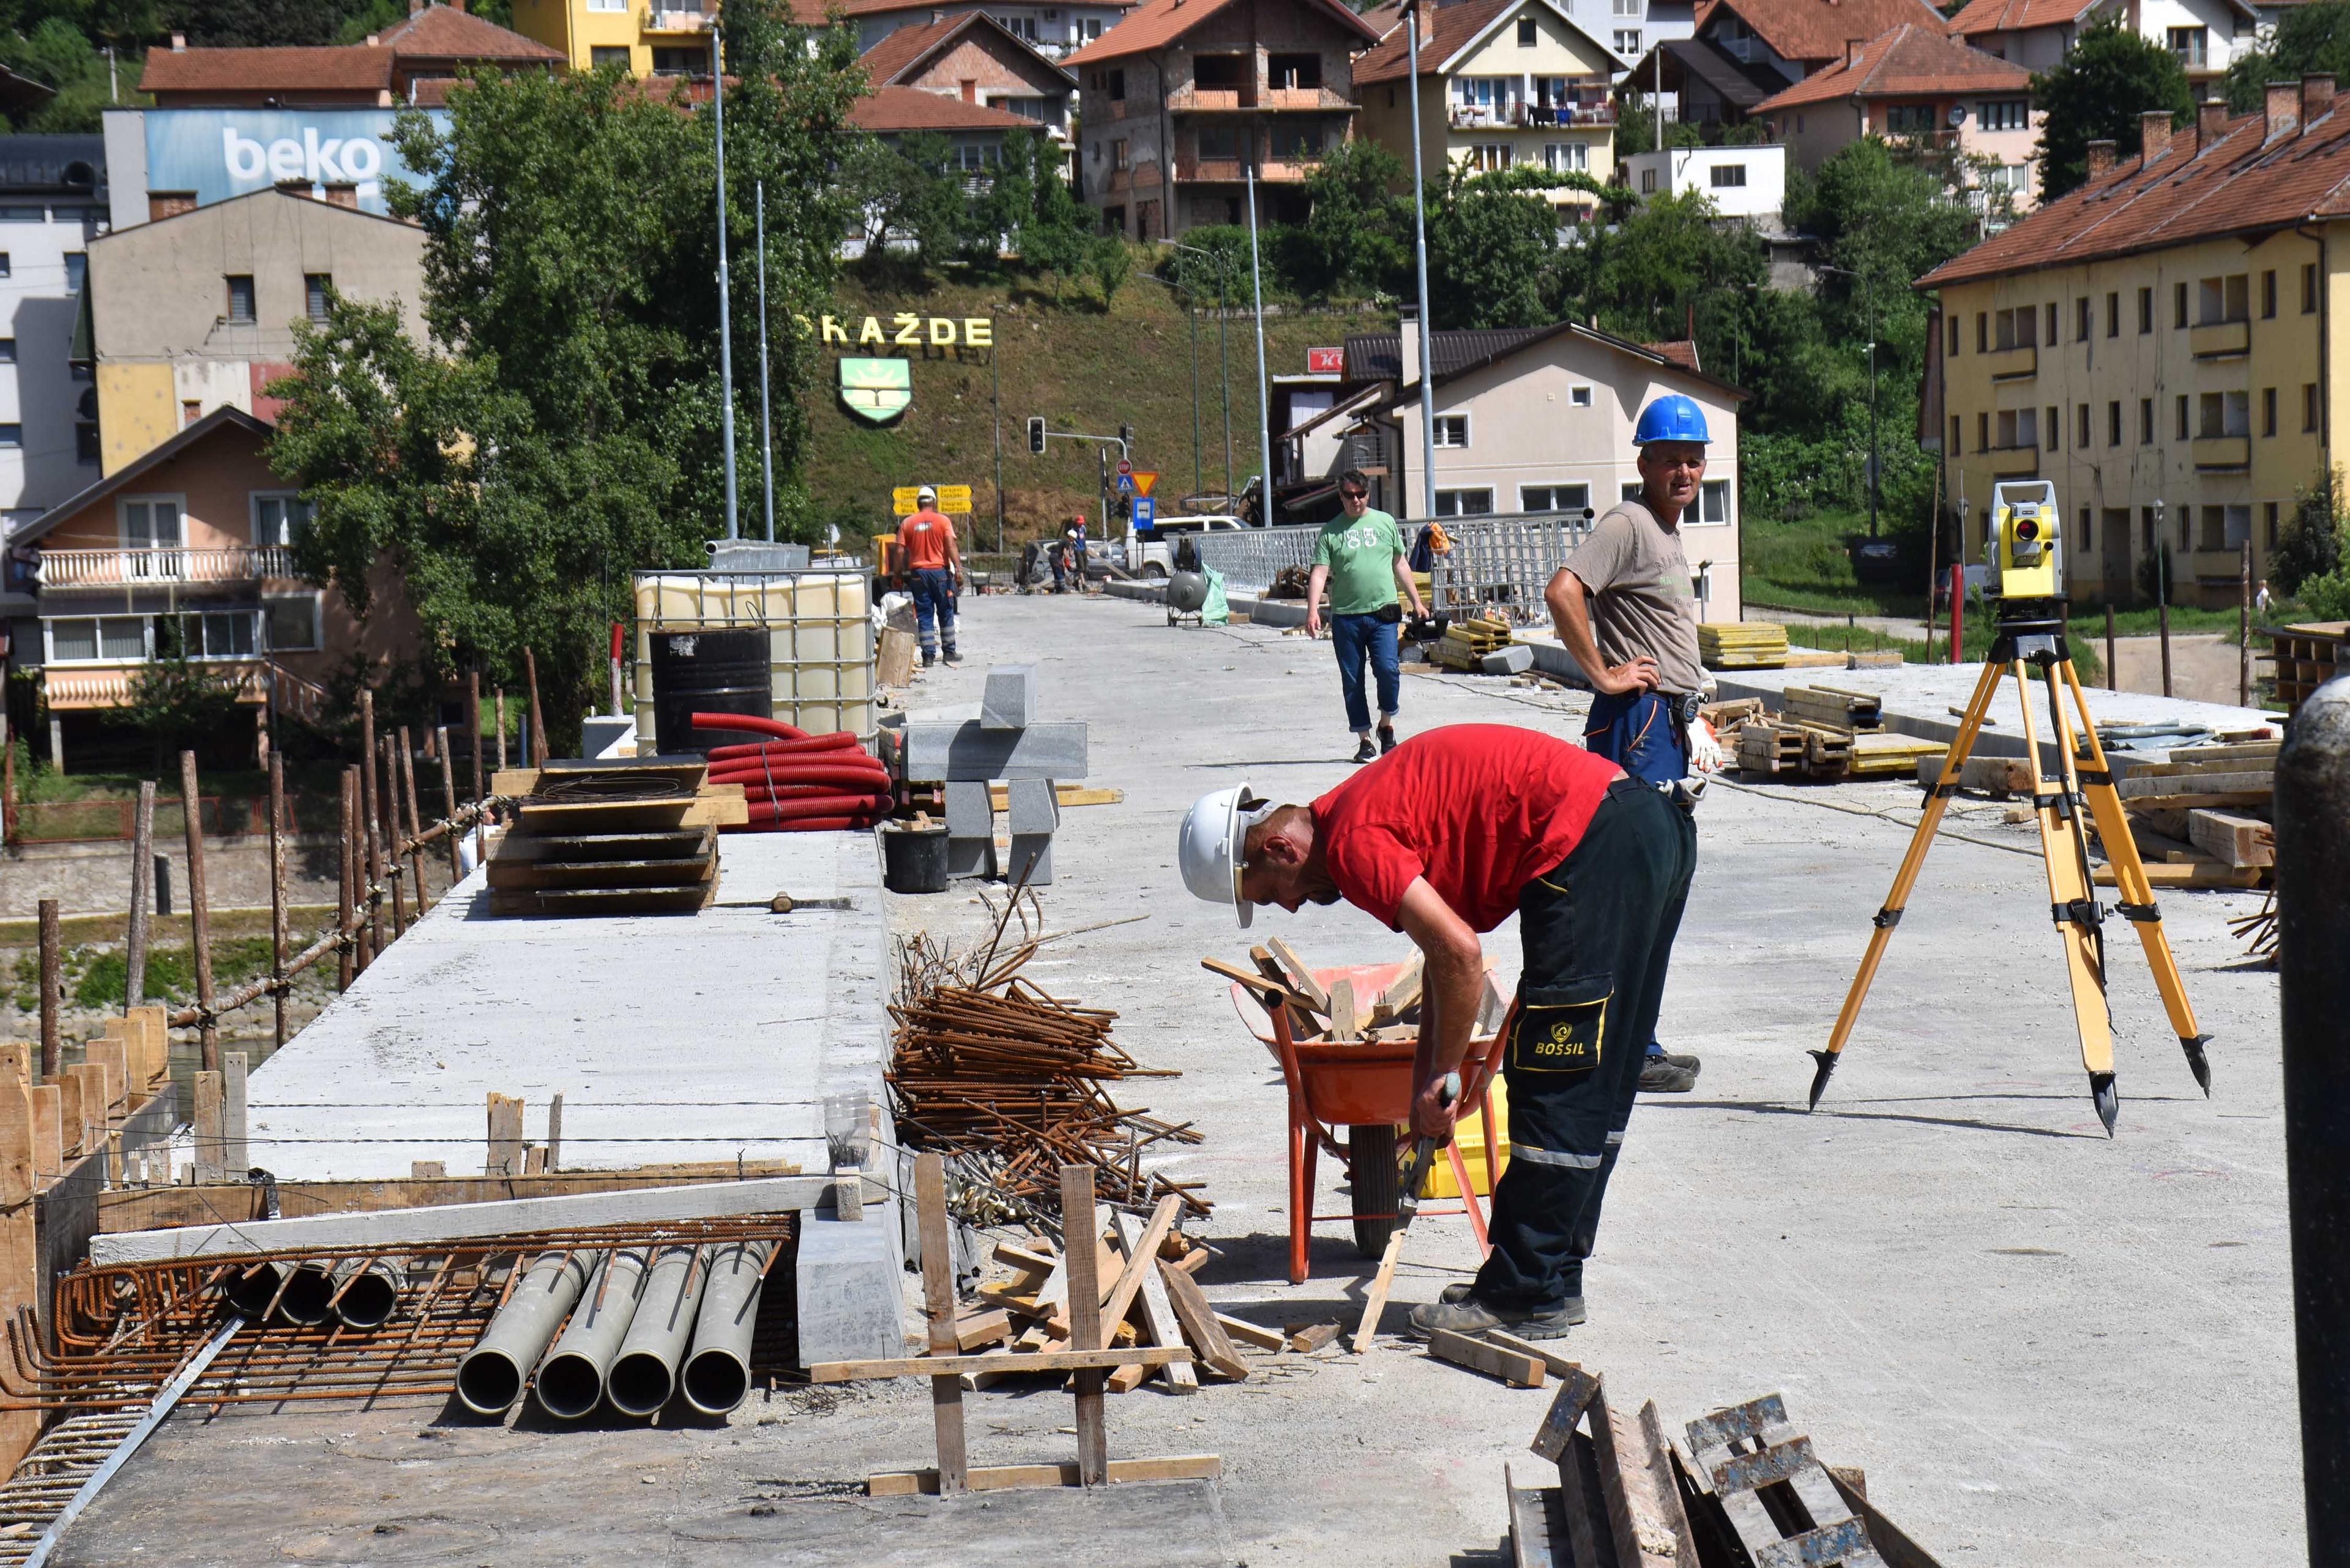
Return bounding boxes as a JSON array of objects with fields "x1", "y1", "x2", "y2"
[{"x1": 1350, "y1": 1122, "x2": 1402, "y2": 1258}]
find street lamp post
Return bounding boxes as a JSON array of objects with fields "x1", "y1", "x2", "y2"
[
  {"x1": 711, "y1": 25, "x2": 739, "y2": 541},
  {"x1": 1171, "y1": 242, "x2": 1235, "y2": 500},
  {"x1": 1245, "y1": 157, "x2": 1274, "y2": 527},
  {"x1": 1822, "y1": 263, "x2": 1879, "y2": 538},
  {"x1": 1404, "y1": 0, "x2": 1437, "y2": 519}
]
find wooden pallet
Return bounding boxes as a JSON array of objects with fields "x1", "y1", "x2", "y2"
[
  {"x1": 1684, "y1": 1393, "x2": 1889, "y2": 1568},
  {"x1": 1699, "y1": 622, "x2": 1789, "y2": 671},
  {"x1": 486, "y1": 760, "x2": 729, "y2": 916},
  {"x1": 1781, "y1": 685, "x2": 1883, "y2": 732},
  {"x1": 2270, "y1": 621, "x2": 2346, "y2": 712}
]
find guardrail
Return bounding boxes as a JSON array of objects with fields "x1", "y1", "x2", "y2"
[
  {"x1": 35, "y1": 547, "x2": 294, "y2": 588},
  {"x1": 1190, "y1": 510, "x2": 1594, "y2": 616},
  {"x1": 1191, "y1": 525, "x2": 1323, "y2": 591}
]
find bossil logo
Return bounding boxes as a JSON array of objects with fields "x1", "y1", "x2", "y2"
[{"x1": 220, "y1": 127, "x2": 387, "y2": 197}]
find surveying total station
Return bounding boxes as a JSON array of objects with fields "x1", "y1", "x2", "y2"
[{"x1": 1808, "y1": 480, "x2": 2212, "y2": 1135}]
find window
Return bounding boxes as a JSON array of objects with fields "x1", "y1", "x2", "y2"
[
  {"x1": 2199, "y1": 506, "x2": 2226, "y2": 550},
  {"x1": 1267, "y1": 53, "x2": 1321, "y2": 90},
  {"x1": 648, "y1": 45, "x2": 705, "y2": 75},
  {"x1": 1947, "y1": 313, "x2": 1959, "y2": 354},
  {"x1": 2076, "y1": 297, "x2": 2091, "y2": 342},
  {"x1": 1107, "y1": 68, "x2": 1124, "y2": 99},
  {"x1": 2106, "y1": 291, "x2": 2119, "y2": 337},
  {"x1": 0, "y1": 337, "x2": 12, "y2": 363},
  {"x1": 2108, "y1": 400, "x2": 2121, "y2": 446},
  {"x1": 2174, "y1": 281, "x2": 2188, "y2": 328},
  {"x1": 1613, "y1": 29, "x2": 1641, "y2": 54},
  {"x1": 2306, "y1": 382, "x2": 2321, "y2": 431},
  {"x1": 0, "y1": 424, "x2": 17, "y2": 448},
  {"x1": 2264, "y1": 386, "x2": 2278, "y2": 436},
  {"x1": 1977, "y1": 411, "x2": 1990, "y2": 451},
  {"x1": 2198, "y1": 389, "x2": 2250, "y2": 437},
  {"x1": 0, "y1": 253, "x2": 10, "y2": 276},
  {"x1": 1991, "y1": 306, "x2": 2036, "y2": 349},
  {"x1": 1471, "y1": 144, "x2": 1513, "y2": 172},
  {"x1": 75, "y1": 420, "x2": 96, "y2": 462},
  {"x1": 2139, "y1": 397, "x2": 2154, "y2": 443},
  {"x1": 226, "y1": 274, "x2": 255, "y2": 324},
  {"x1": 2267, "y1": 501, "x2": 2281, "y2": 547},
  {"x1": 253, "y1": 493, "x2": 313, "y2": 548},
  {"x1": 1433, "y1": 414, "x2": 1469, "y2": 447},
  {"x1": 2197, "y1": 274, "x2": 2250, "y2": 324},
  {"x1": 121, "y1": 497, "x2": 182, "y2": 552},
  {"x1": 165, "y1": 610, "x2": 258, "y2": 660},
  {"x1": 1198, "y1": 125, "x2": 1239, "y2": 160},
  {"x1": 1622, "y1": 481, "x2": 1643, "y2": 501},
  {"x1": 586, "y1": 0, "x2": 627, "y2": 9},
  {"x1": 2262, "y1": 269, "x2": 2278, "y2": 318},
  {"x1": 1111, "y1": 138, "x2": 1128, "y2": 170},
  {"x1": 2176, "y1": 394, "x2": 2188, "y2": 439},
  {"x1": 2076, "y1": 403, "x2": 2091, "y2": 447},
  {"x1": 2179, "y1": 506, "x2": 2193, "y2": 551},
  {"x1": 589, "y1": 45, "x2": 630, "y2": 68},
  {"x1": 63, "y1": 253, "x2": 82, "y2": 292},
  {"x1": 2168, "y1": 25, "x2": 2207, "y2": 67},
  {"x1": 1569, "y1": 385, "x2": 1592, "y2": 407},
  {"x1": 1698, "y1": 479, "x2": 1731, "y2": 525},
  {"x1": 1709, "y1": 162, "x2": 1746, "y2": 187},
  {"x1": 2303, "y1": 261, "x2": 2319, "y2": 313},
  {"x1": 1518, "y1": 16, "x2": 1538, "y2": 44},
  {"x1": 1885, "y1": 104, "x2": 1935, "y2": 135},
  {"x1": 304, "y1": 274, "x2": 332, "y2": 324},
  {"x1": 1639, "y1": 166, "x2": 1657, "y2": 193},
  {"x1": 2045, "y1": 405, "x2": 2059, "y2": 450},
  {"x1": 1977, "y1": 99, "x2": 2028, "y2": 131},
  {"x1": 1268, "y1": 122, "x2": 1319, "y2": 162},
  {"x1": 1434, "y1": 488, "x2": 1493, "y2": 516},
  {"x1": 1521, "y1": 482, "x2": 1590, "y2": 513},
  {"x1": 2138, "y1": 286, "x2": 2154, "y2": 334},
  {"x1": 1543, "y1": 143, "x2": 1588, "y2": 172},
  {"x1": 264, "y1": 595, "x2": 321, "y2": 652},
  {"x1": 2078, "y1": 507, "x2": 2091, "y2": 550},
  {"x1": 1950, "y1": 414, "x2": 1961, "y2": 452},
  {"x1": 1996, "y1": 408, "x2": 2037, "y2": 448},
  {"x1": 45, "y1": 616, "x2": 147, "y2": 663},
  {"x1": 181, "y1": 399, "x2": 201, "y2": 427},
  {"x1": 1975, "y1": 312, "x2": 1987, "y2": 352},
  {"x1": 2045, "y1": 302, "x2": 2057, "y2": 345}
]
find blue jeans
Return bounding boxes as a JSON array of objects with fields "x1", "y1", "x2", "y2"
[
  {"x1": 1584, "y1": 689, "x2": 1692, "y2": 1058},
  {"x1": 911, "y1": 567, "x2": 958, "y2": 660},
  {"x1": 1329, "y1": 612, "x2": 1400, "y2": 734}
]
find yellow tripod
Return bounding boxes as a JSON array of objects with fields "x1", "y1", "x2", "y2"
[{"x1": 1808, "y1": 608, "x2": 2210, "y2": 1135}]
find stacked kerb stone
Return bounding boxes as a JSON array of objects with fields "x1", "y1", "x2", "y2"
[{"x1": 900, "y1": 665, "x2": 1087, "y2": 886}]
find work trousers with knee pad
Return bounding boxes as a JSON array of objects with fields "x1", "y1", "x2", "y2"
[{"x1": 1469, "y1": 778, "x2": 1696, "y2": 1310}]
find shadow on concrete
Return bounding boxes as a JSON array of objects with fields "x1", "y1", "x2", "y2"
[{"x1": 1707, "y1": 1099, "x2": 2105, "y2": 1140}]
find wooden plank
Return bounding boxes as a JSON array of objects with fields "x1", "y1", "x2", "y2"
[
  {"x1": 1112, "y1": 1211, "x2": 1195, "y2": 1394},
  {"x1": 1095, "y1": 1195, "x2": 1179, "y2": 1346},
  {"x1": 810, "y1": 1346, "x2": 1193, "y2": 1384},
  {"x1": 1061, "y1": 1164, "x2": 1109, "y2": 1486},
  {"x1": 1157, "y1": 1262, "x2": 1249, "y2": 1379},
  {"x1": 1264, "y1": 938, "x2": 1331, "y2": 1012},
  {"x1": 1634, "y1": 1400, "x2": 1700, "y2": 1568},
  {"x1": 1376, "y1": 952, "x2": 1425, "y2": 1019},
  {"x1": 2116, "y1": 769, "x2": 2274, "y2": 799},
  {"x1": 1589, "y1": 1396, "x2": 1688, "y2": 1568},
  {"x1": 1326, "y1": 977, "x2": 1360, "y2": 1042},
  {"x1": 1528, "y1": 1364, "x2": 1603, "y2": 1462},
  {"x1": 191, "y1": 1071, "x2": 225, "y2": 1184},
  {"x1": 953, "y1": 1309, "x2": 1012, "y2": 1351},
  {"x1": 993, "y1": 1240, "x2": 1060, "y2": 1275},
  {"x1": 1201, "y1": 956, "x2": 1305, "y2": 1014},
  {"x1": 1489, "y1": 1330, "x2": 1585, "y2": 1384},
  {"x1": 1426, "y1": 1327, "x2": 1545, "y2": 1387},
  {"x1": 2122, "y1": 789, "x2": 2273, "y2": 812},
  {"x1": 485, "y1": 1092, "x2": 525, "y2": 1178},
  {"x1": 1248, "y1": 947, "x2": 1320, "y2": 1037},
  {"x1": 914, "y1": 1151, "x2": 968, "y2": 1494},
  {"x1": 2092, "y1": 862, "x2": 2264, "y2": 889},
  {"x1": 987, "y1": 784, "x2": 1125, "y2": 810},
  {"x1": 2188, "y1": 808, "x2": 2274, "y2": 867},
  {"x1": 1215, "y1": 1312, "x2": 1288, "y2": 1351},
  {"x1": 2165, "y1": 740, "x2": 2281, "y2": 766},
  {"x1": 867, "y1": 1455, "x2": 1222, "y2": 1496},
  {"x1": 1286, "y1": 1321, "x2": 1342, "y2": 1353},
  {"x1": 28, "y1": 1085, "x2": 59, "y2": 1193},
  {"x1": 1351, "y1": 1228, "x2": 1404, "y2": 1353}
]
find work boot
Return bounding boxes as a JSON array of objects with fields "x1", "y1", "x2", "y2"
[
  {"x1": 1352, "y1": 735, "x2": 1378, "y2": 764},
  {"x1": 1377, "y1": 723, "x2": 1398, "y2": 755},
  {"x1": 942, "y1": 649, "x2": 963, "y2": 666},
  {"x1": 922, "y1": 652, "x2": 936, "y2": 668},
  {"x1": 1638, "y1": 1057, "x2": 1697, "y2": 1093},
  {"x1": 1408, "y1": 1295, "x2": 1580, "y2": 1341},
  {"x1": 1439, "y1": 1283, "x2": 1587, "y2": 1321},
  {"x1": 1659, "y1": 1051, "x2": 1701, "y2": 1075}
]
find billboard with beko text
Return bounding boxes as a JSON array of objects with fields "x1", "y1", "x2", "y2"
[{"x1": 144, "y1": 109, "x2": 449, "y2": 216}]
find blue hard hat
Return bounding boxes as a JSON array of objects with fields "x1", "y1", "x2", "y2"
[{"x1": 1633, "y1": 394, "x2": 1710, "y2": 446}]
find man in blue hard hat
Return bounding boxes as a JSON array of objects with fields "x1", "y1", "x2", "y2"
[{"x1": 1543, "y1": 392, "x2": 1722, "y2": 1095}]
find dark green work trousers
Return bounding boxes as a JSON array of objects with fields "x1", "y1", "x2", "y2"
[{"x1": 1469, "y1": 777, "x2": 1697, "y2": 1311}]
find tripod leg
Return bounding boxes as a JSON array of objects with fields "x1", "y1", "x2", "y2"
[
  {"x1": 2060, "y1": 659, "x2": 2211, "y2": 1093},
  {"x1": 1811, "y1": 657, "x2": 2007, "y2": 1109},
  {"x1": 2013, "y1": 658, "x2": 2120, "y2": 1135}
]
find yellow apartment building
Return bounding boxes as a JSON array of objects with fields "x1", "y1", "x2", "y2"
[
  {"x1": 1918, "y1": 82, "x2": 2350, "y2": 608},
  {"x1": 1353, "y1": 0, "x2": 1619, "y2": 222},
  {"x1": 510, "y1": 0, "x2": 728, "y2": 76}
]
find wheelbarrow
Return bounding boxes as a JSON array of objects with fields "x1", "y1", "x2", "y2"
[{"x1": 1228, "y1": 959, "x2": 1515, "y2": 1285}]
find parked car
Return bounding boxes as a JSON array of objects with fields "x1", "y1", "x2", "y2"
[{"x1": 1125, "y1": 513, "x2": 1247, "y2": 578}]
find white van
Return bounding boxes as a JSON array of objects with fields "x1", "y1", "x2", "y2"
[{"x1": 1125, "y1": 514, "x2": 1248, "y2": 578}]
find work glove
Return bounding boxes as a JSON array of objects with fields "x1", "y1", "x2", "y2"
[{"x1": 1686, "y1": 716, "x2": 1725, "y2": 774}]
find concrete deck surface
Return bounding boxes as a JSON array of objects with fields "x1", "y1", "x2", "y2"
[
  {"x1": 54, "y1": 594, "x2": 2295, "y2": 1567},
  {"x1": 244, "y1": 829, "x2": 889, "y2": 1179}
]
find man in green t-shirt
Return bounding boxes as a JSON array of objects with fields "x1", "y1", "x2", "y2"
[{"x1": 1307, "y1": 470, "x2": 1430, "y2": 763}]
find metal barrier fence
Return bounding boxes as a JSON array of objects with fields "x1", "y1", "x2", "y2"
[
  {"x1": 1190, "y1": 525, "x2": 1324, "y2": 592},
  {"x1": 1432, "y1": 512, "x2": 1594, "y2": 621}
]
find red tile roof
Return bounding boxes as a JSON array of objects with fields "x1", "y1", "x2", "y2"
[
  {"x1": 143, "y1": 45, "x2": 393, "y2": 96},
  {"x1": 1752, "y1": 22, "x2": 2026, "y2": 111},
  {"x1": 1065, "y1": 0, "x2": 1380, "y2": 67},
  {"x1": 1354, "y1": 0, "x2": 1516, "y2": 86},
  {"x1": 860, "y1": 12, "x2": 1073, "y2": 86},
  {"x1": 1643, "y1": 338, "x2": 1702, "y2": 371},
  {"x1": 1916, "y1": 100, "x2": 2350, "y2": 290},
  {"x1": 375, "y1": 4, "x2": 564, "y2": 61},
  {"x1": 1943, "y1": 0, "x2": 2092, "y2": 34},
  {"x1": 1707, "y1": 0, "x2": 1950, "y2": 66},
  {"x1": 850, "y1": 82, "x2": 1040, "y2": 130}
]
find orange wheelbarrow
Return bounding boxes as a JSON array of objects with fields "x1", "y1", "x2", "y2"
[{"x1": 1228, "y1": 959, "x2": 1515, "y2": 1285}]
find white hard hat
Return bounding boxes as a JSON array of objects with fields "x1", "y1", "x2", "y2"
[
  {"x1": 1177, "y1": 783, "x2": 1269, "y2": 928},
  {"x1": 917, "y1": 485, "x2": 937, "y2": 501}
]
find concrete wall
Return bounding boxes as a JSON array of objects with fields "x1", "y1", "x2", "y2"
[
  {"x1": 0, "y1": 204, "x2": 105, "y2": 530},
  {"x1": 1, "y1": 833, "x2": 343, "y2": 919},
  {"x1": 1622, "y1": 143, "x2": 1783, "y2": 220},
  {"x1": 1931, "y1": 215, "x2": 2336, "y2": 607}
]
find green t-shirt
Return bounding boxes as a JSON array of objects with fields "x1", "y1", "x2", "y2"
[{"x1": 1313, "y1": 509, "x2": 1406, "y2": 616}]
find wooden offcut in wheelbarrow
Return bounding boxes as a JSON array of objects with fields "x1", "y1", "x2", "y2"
[{"x1": 1223, "y1": 958, "x2": 1513, "y2": 1285}]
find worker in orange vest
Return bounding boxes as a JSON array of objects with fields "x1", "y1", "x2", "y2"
[{"x1": 900, "y1": 486, "x2": 965, "y2": 666}]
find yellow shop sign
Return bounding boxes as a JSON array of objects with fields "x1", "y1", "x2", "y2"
[{"x1": 797, "y1": 313, "x2": 996, "y2": 349}]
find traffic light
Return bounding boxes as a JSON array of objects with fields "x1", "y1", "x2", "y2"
[
  {"x1": 1119, "y1": 422, "x2": 1134, "y2": 450},
  {"x1": 1026, "y1": 417, "x2": 1046, "y2": 455}
]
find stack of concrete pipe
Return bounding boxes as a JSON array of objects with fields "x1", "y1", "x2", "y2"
[
  {"x1": 456, "y1": 1239, "x2": 776, "y2": 1421},
  {"x1": 223, "y1": 1258, "x2": 405, "y2": 1330}
]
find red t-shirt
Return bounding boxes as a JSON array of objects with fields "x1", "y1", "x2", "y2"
[
  {"x1": 901, "y1": 510, "x2": 955, "y2": 570},
  {"x1": 1314, "y1": 725, "x2": 1622, "y2": 933}
]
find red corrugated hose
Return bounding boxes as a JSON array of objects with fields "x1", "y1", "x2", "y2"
[{"x1": 690, "y1": 712, "x2": 893, "y2": 833}]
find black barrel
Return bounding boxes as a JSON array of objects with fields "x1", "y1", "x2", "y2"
[{"x1": 648, "y1": 629, "x2": 770, "y2": 755}]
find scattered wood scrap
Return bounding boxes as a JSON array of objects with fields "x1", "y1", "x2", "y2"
[
  {"x1": 1426, "y1": 1327, "x2": 1546, "y2": 1388},
  {"x1": 1429, "y1": 615, "x2": 1516, "y2": 671},
  {"x1": 1203, "y1": 949, "x2": 1425, "y2": 1045},
  {"x1": 2103, "y1": 735, "x2": 2278, "y2": 891},
  {"x1": 1699, "y1": 623, "x2": 1788, "y2": 670}
]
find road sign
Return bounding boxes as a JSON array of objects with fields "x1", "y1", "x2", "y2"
[
  {"x1": 1116, "y1": 457, "x2": 1133, "y2": 477},
  {"x1": 1132, "y1": 496, "x2": 1157, "y2": 529},
  {"x1": 1114, "y1": 472, "x2": 1136, "y2": 497},
  {"x1": 893, "y1": 485, "x2": 974, "y2": 515},
  {"x1": 1130, "y1": 471, "x2": 1158, "y2": 498}
]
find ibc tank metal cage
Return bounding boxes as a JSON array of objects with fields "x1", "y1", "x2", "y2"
[{"x1": 632, "y1": 567, "x2": 878, "y2": 745}]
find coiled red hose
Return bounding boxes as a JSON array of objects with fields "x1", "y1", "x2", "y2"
[
  {"x1": 704, "y1": 733, "x2": 862, "y2": 761},
  {"x1": 691, "y1": 712, "x2": 808, "y2": 741},
  {"x1": 693, "y1": 712, "x2": 894, "y2": 832}
]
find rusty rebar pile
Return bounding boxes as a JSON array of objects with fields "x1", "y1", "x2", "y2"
[{"x1": 887, "y1": 930, "x2": 1206, "y2": 1225}]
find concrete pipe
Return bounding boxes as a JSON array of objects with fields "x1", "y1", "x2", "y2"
[
  {"x1": 226, "y1": 1261, "x2": 334, "y2": 1324},
  {"x1": 681, "y1": 1239, "x2": 777, "y2": 1416},
  {"x1": 532, "y1": 1247, "x2": 652, "y2": 1420},
  {"x1": 455, "y1": 1252, "x2": 594, "y2": 1416},
  {"x1": 223, "y1": 1261, "x2": 282, "y2": 1318},
  {"x1": 605, "y1": 1245, "x2": 707, "y2": 1417},
  {"x1": 330, "y1": 1258, "x2": 405, "y2": 1330}
]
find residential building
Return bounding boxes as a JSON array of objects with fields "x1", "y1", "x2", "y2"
[
  {"x1": 1069, "y1": 0, "x2": 1381, "y2": 239},
  {"x1": 1915, "y1": 81, "x2": 2350, "y2": 609},
  {"x1": 0, "y1": 138, "x2": 106, "y2": 539},
  {"x1": 1751, "y1": 25, "x2": 2040, "y2": 211},
  {"x1": 1621, "y1": 0, "x2": 1948, "y2": 135},
  {"x1": 1947, "y1": 0, "x2": 2258, "y2": 91},
  {"x1": 85, "y1": 186, "x2": 429, "y2": 474},
  {"x1": 510, "y1": 0, "x2": 733, "y2": 76},
  {"x1": 860, "y1": 12, "x2": 1078, "y2": 140},
  {"x1": 10, "y1": 408, "x2": 420, "y2": 767},
  {"x1": 1291, "y1": 314, "x2": 1745, "y2": 621},
  {"x1": 1363, "y1": 0, "x2": 1699, "y2": 77},
  {"x1": 1620, "y1": 141, "x2": 1785, "y2": 222},
  {"x1": 841, "y1": 0, "x2": 1143, "y2": 61},
  {"x1": 141, "y1": 2, "x2": 565, "y2": 106},
  {"x1": 1353, "y1": 0, "x2": 1621, "y2": 223}
]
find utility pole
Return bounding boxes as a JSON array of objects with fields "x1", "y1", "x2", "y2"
[
  {"x1": 711, "y1": 25, "x2": 739, "y2": 540},
  {"x1": 1822, "y1": 264, "x2": 1880, "y2": 537},
  {"x1": 1406, "y1": 0, "x2": 1437, "y2": 520},
  {"x1": 1218, "y1": 255, "x2": 1233, "y2": 497},
  {"x1": 993, "y1": 305, "x2": 1005, "y2": 553},
  {"x1": 1245, "y1": 157, "x2": 1274, "y2": 528},
  {"x1": 756, "y1": 181, "x2": 774, "y2": 543},
  {"x1": 1188, "y1": 289, "x2": 1202, "y2": 498}
]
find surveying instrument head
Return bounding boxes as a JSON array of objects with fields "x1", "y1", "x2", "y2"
[{"x1": 1985, "y1": 479, "x2": 2062, "y2": 609}]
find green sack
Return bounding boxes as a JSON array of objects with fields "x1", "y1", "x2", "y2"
[{"x1": 1201, "y1": 567, "x2": 1229, "y2": 625}]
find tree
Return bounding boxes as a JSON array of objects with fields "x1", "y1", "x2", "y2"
[
  {"x1": 269, "y1": 3, "x2": 865, "y2": 750},
  {"x1": 2275, "y1": 477, "x2": 2348, "y2": 593},
  {"x1": 1423, "y1": 165, "x2": 1561, "y2": 328},
  {"x1": 2031, "y1": 18, "x2": 2193, "y2": 200},
  {"x1": 1559, "y1": 188, "x2": 1766, "y2": 343},
  {"x1": 105, "y1": 654, "x2": 248, "y2": 771},
  {"x1": 1294, "y1": 137, "x2": 1411, "y2": 298},
  {"x1": 2225, "y1": 1, "x2": 2350, "y2": 111},
  {"x1": 1085, "y1": 234, "x2": 1131, "y2": 308}
]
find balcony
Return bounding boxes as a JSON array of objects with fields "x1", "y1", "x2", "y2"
[
  {"x1": 2192, "y1": 434, "x2": 2251, "y2": 471},
  {"x1": 646, "y1": 7, "x2": 714, "y2": 32},
  {"x1": 1177, "y1": 155, "x2": 1318, "y2": 182},
  {"x1": 1259, "y1": 87, "x2": 1353, "y2": 111},
  {"x1": 2190, "y1": 319, "x2": 2250, "y2": 359},
  {"x1": 1983, "y1": 344, "x2": 2037, "y2": 382},
  {"x1": 1985, "y1": 447, "x2": 2042, "y2": 478},
  {"x1": 35, "y1": 547, "x2": 294, "y2": 590},
  {"x1": 42, "y1": 659, "x2": 327, "y2": 719},
  {"x1": 1447, "y1": 102, "x2": 1614, "y2": 129},
  {"x1": 1168, "y1": 88, "x2": 1250, "y2": 112},
  {"x1": 1254, "y1": 157, "x2": 1319, "y2": 181}
]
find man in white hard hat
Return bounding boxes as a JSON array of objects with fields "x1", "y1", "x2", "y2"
[
  {"x1": 1177, "y1": 724, "x2": 1696, "y2": 1339},
  {"x1": 900, "y1": 485, "x2": 964, "y2": 666}
]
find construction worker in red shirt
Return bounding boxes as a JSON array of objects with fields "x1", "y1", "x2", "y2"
[
  {"x1": 1176, "y1": 724, "x2": 1696, "y2": 1339},
  {"x1": 899, "y1": 486, "x2": 964, "y2": 666}
]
